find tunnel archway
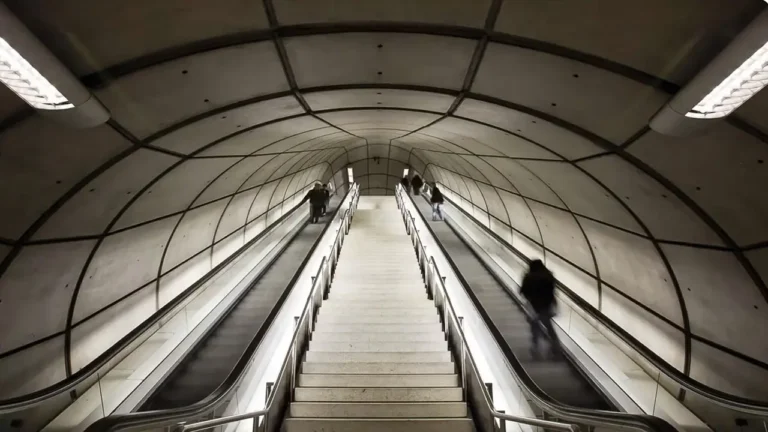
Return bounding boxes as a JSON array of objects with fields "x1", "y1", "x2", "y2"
[{"x1": 0, "y1": 0, "x2": 767, "y2": 404}]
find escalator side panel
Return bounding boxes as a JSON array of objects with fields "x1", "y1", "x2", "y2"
[
  {"x1": 141, "y1": 201, "x2": 341, "y2": 411},
  {"x1": 410, "y1": 196, "x2": 611, "y2": 410}
]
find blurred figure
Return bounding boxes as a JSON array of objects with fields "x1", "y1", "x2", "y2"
[
  {"x1": 300, "y1": 183, "x2": 326, "y2": 223},
  {"x1": 411, "y1": 175, "x2": 423, "y2": 196},
  {"x1": 400, "y1": 176, "x2": 410, "y2": 193},
  {"x1": 430, "y1": 184, "x2": 445, "y2": 221},
  {"x1": 321, "y1": 184, "x2": 331, "y2": 215},
  {"x1": 520, "y1": 259, "x2": 560, "y2": 358}
]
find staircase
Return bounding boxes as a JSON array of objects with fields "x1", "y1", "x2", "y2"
[{"x1": 282, "y1": 197, "x2": 474, "y2": 432}]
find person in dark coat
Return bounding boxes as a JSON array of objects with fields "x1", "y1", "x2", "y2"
[
  {"x1": 430, "y1": 185, "x2": 445, "y2": 221},
  {"x1": 411, "y1": 175, "x2": 423, "y2": 196},
  {"x1": 301, "y1": 184, "x2": 326, "y2": 223},
  {"x1": 520, "y1": 259, "x2": 560, "y2": 357},
  {"x1": 400, "y1": 176, "x2": 410, "y2": 193},
  {"x1": 321, "y1": 184, "x2": 331, "y2": 215}
]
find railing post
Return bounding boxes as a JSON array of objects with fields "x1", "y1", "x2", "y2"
[
  {"x1": 497, "y1": 410, "x2": 506, "y2": 432},
  {"x1": 291, "y1": 316, "x2": 299, "y2": 400},
  {"x1": 261, "y1": 413, "x2": 268, "y2": 432}
]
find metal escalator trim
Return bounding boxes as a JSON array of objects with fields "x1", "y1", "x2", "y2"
[
  {"x1": 84, "y1": 187, "x2": 355, "y2": 432},
  {"x1": 0, "y1": 196, "x2": 317, "y2": 415},
  {"x1": 436, "y1": 192, "x2": 768, "y2": 416},
  {"x1": 402, "y1": 189, "x2": 677, "y2": 432},
  {"x1": 138, "y1": 212, "x2": 315, "y2": 410}
]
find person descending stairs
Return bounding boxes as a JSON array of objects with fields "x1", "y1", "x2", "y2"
[{"x1": 282, "y1": 196, "x2": 474, "y2": 432}]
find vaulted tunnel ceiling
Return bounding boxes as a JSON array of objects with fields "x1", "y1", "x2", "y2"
[{"x1": 0, "y1": 0, "x2": 767, "y2": 405}]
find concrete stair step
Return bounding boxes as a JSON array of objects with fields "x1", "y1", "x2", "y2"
[
  {"x1": 305, "y1": 351, "x2": 451, "y2": 363},
  {"x1": 321, "y1": 301, "x2": 434, "y2": 309},
  {"x1": 302, "y1": 362, "x2": 455, "y2": 374},
  {"x1": 298, "y1": 374, "x2": 459, "y2": 388},
  {"x1": 311, "y1": 332, "x2": 444, "y2": 343},
  {"x1": 309, "y1": 341, "x2": 447, "y2": 352},
  {"x1": 294, "y1": 387, "x2": 463, "y2": 402},
  {"x1": 282, "y1": 418, "x2": 475, "y2": 432},
  {"x1": 316, "y1": 315, "x2": 439, "y2": 324},
  {"x1": 289, "y1": 402, "x2": 468, "y2": 418},
  {"x1": 318, "y1": 308, "x2": 435, "y2": 317},
  {"x1": 313, "y1": 323, "x2": 443, "y2": 333}
]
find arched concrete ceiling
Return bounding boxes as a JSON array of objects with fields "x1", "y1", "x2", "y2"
[{"x1": 0, "y1": 0, "x2": 767, "y2": 403}]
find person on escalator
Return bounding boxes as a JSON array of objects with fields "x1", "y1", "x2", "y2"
[
  {"x1": 430, "y1": 185, "x2": 445, "y2": 221},
  {"x1": 521, "y1": 259, "x2": 561, "y2": 358},
  {"x1": 411, "y1": 175, "x2": 423, "y2": 196},
  {"x1": 400, "y1": 176, "x2": 410, "y2": 193},
  {"x1": 321, "y1": 184, "x2": 331, "y2": 215},
  {"x1": 300, "y1": 183, "x2": 326, "y2": 224}
]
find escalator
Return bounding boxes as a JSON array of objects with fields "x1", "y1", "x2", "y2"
[
  {"x1": 408, "y1": 192, "x2": 613, "y2": 411},
  {"x1": 138, "y1": 197, "x2": 343, "y2": 411}
]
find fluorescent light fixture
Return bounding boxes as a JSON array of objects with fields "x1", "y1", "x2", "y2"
[
  {"x1": 0, "y1": 37, "x2": 73, "y2": 110},
  {"x1": 403, "y1": 168, "x2": 409, "y2": 177},
  {"x1": 347, "y1": 167, "x2": 354, "y2": 183},
  {"x1": 686, "y1": 41, "x2": 768, "y2": 119}
]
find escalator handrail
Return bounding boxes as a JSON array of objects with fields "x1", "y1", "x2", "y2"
[
  {"x1": 0, "y1": 194, "x2": 324, "y2": 415},
  {"x1": 430, "y1": 188, "x2": 768, "y2": 416},
  {"x1": 396, "y1": 186, "x2": 678, "y2": 432},
  {"x1": 82, "y1": 185, "x2": 359, "y2": 431}
]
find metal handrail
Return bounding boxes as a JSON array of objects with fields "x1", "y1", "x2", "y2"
[
  {"x1": 432, "y1": 188, "x2": 768, "y2": 417},
  {"x1": 395, "y1": 185, "x2": 678, "y2": 432},
  {"x1": 83, "y1": 184, "x2": 360, "y2": 432},
  {"x1": 0, "y1": 191, "x2": 334, "y2": 416}
]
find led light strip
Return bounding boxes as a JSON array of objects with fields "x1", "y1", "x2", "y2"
[
  {"x1": 687, "y1": 41, "x2": 768, "y2": 119},
  {"x1": 0, "y1": 36, "x2": 73, "y2": 110},
  {"x1": 347, "y1": 167, "x2": 354, "y2": 183}
]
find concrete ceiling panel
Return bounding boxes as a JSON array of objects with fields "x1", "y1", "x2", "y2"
[
  {"x1": 546, "y1": 254, "x2": 599, "y2": 307},
  {"x1": 0, "y1": 335, "x2": 65, "y2": 400},
  {"x1": 747, "y1": 248, "x2": 768, "y2": 295},
  {"x1": 579, "y1": 217, "x2": 683, "y2": 326},
  {"x1": 662, "y1": 245, "x2": 768, "y2": 362},
  {"x1": 5, "y1": 0, "x2": 269, "y2": 76},
  {"x1": 197, "y1": 116, "x2": 324, "y2": 156},
  {"x1": 579, "y1": 155, "x2": 724, "y2": 245},
  {"x1": 527, "y1": 201, "x2": 595, "y2": 275},
  {"x1": 194, "y1": 156, "x2": 273, "y2": 205},
  {"x1": 75, "y1": 216, "x2": 180, "y2": 322},
  {"x1": 477, "y1": 182, "x2": 506, "y2": 221},
  {"x1": 455, "y1": 98, "x2": 605, "y2": 159},
  {"x1": 158, "y1": 247, "x2": 211, "y2": 310},
  {"x1": 601, "y1": 287, "x2": 686, "y2": 370},
  {"x1": 520, "y1": 161, "x2": 643, "y2": 234},
  {"x1": 113, "y1": 158, "x2": 235, "y2": 231},
  {"x1": 368, "y1": 174, "x2": 388, "y2": 189},
  {"x1": 319, "y1": 109, "x2": 441, "y2": 130},
  {"x1": 96, "y1": 43, "x2": 289, "y2": 138},
  {"x1": 285, "y1": 33, "x2": 474, "y2": 89},
  {"x1": 353, "y1": 130, "x2": 408, "y2": 143},
  {"x1": 480, "y1": 158, "x2": 563, "y2": 208},
  {"x1": 70, "y1": 283, "x2": 155, "y2": 372},
  {"x1": 0, "y1": 245, "x2": 9, "y2": 264},
  {"x1": 473, "y1": 43, "x2": 669, "y2": 144},
  {"x1": 368, "y1": 144, "x2": 391, "y2": 160},
  {"x1": 34, "y1": 150, "x2": 179, "y2": 240},
  {"x1": 628, "y1": 125, "x2": 768, "y2": 246},
  {"x1": 460, "y1": 155, "x2": 514, "y2": 189},
  {"x1": 239, "y1": 154, "x2": 295, "y2": 191},
  {"x1": 0, "y1": 241, "x2": 95, "y2": 353},
  {"x1": 426, "y1": 117, "x2": 562, "y2": 160},
  {"x1": 494, "y1": 0, "x2": 761, "y2": 84},
  {"x1": 274, "y1": 0, "x2": 489, "y2": 27},
  {"x1": 251, "y1": 182, "x2": 282, "y2": 221},
  {"x1": 162, "y1": 200, "x2": 229, "y2": 273},
  {"x1": 737, "y1": 90, "x2": 768, "y2": 136},
  {"x1": 396, "y1": 135, "x2": 467, "y2": 154},
  {"x1": 0, "y1": 86, "x2": 28, "y2": 124},
  {"x1": 689, "y1": 340, "x2": 768, "y2": 401},
  {"x1": 155, "y1": 97, "x2": 307, "y2": 154},
  {"x1": 215, "y1": 187, "x2": 261, "y2": 243},
  {"x1": 0, "y1": 119, "x2": 132, "y2": 240},
  {"x1": 252, "y1": 129, "x2": 345, "y2": 155},
  {"x1": 347, "y1": 146, "x2": 368, "y2": 164},
  {"x1": 497, "y1": 189, "x2": 540, "y2": 243},
  {"x1": 304, "y1": 89, "x2": 454, "y2": 112},
  {"x1": 389, "y1": 146, "x2": 412, "y2": 165}
]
